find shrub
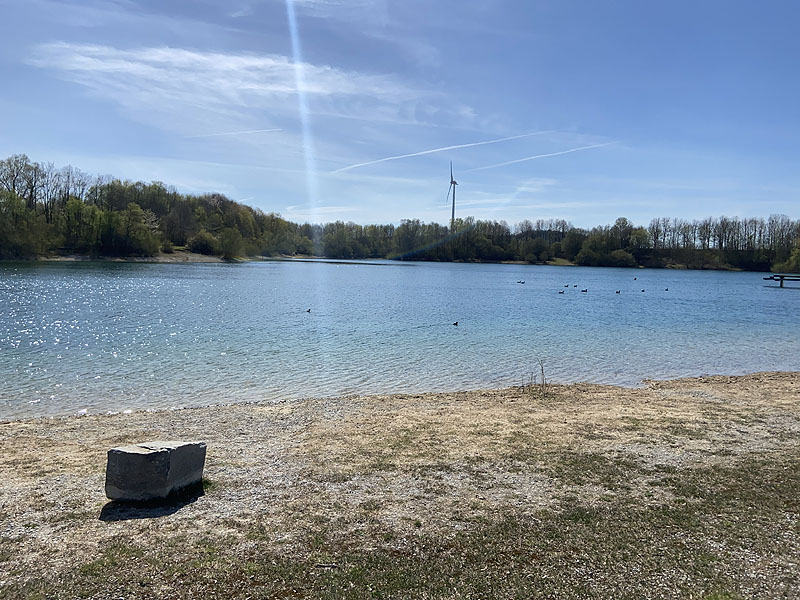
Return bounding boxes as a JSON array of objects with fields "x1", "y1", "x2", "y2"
[
  {"x1": 187, "y1": 229, "x2": 219, "y2": 255},
  {"x1": 773, "y1": 247, "x2": 800, "y2": 274},
  {"x1": 609, "y1": 249, "x2": 637, "y2": 268}
]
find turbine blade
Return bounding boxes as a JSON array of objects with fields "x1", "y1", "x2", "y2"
[
  {"x1": 446, "y1": 183, "x2": 453, "y2": 204},
  {"x1": 450, "y1": 161, "x2": 453, "y2": 180}
]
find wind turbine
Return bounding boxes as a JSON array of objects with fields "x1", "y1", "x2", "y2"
[{"x1": 446, "y1": 161, "x2": 458, "y2": 232}]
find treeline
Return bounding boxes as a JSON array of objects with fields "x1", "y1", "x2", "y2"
[
  {"x1": 1, "y1": 154, "x2": 799, "y2": 272},
  {"x1": 0, "y1": 154, "x2": 311, "y2": 259}
]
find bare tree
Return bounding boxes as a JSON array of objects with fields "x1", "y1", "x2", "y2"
[
  {"x1": 21, "y1": 161, "x2": 44, "y2": 211},
  {"x1": 73, "y1": 169, "x2": 92, "y2": 202},
  {"x1": 648, "y1": 218, "x2": 662, "y2": 249},
  {"x1": 39, "y1": 162, "x2": 60, "y2": 223},
  {"x1": 0, "y1": 154, "x2": 31, "y2": 196}
]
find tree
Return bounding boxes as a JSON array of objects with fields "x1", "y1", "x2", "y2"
[
  {"x1": 773, "y1": 246, "x2": 800, "y2": 274},
  {"x1": 122, "y1": 203, "x2": 160, "y2": 255},
  {"x1": 0, "y1": 154, "x2": 30, "y2": 197},
  {"x1": 0, "y1": 190, "x2": 47, "y2": 258},
  {"x1": 562, "y1": 230, "x2": 587, "y2": 261},
  {"x1": 611, "y1": 217, "x2": 633, "y2": 250},
  {"x1": 219, "y1": 227, "x2": 243, "y2": 259}
]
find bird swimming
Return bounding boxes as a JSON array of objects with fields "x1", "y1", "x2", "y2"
[{"x1": 453, "y1": 321, "x2": 458, "y2": 326}]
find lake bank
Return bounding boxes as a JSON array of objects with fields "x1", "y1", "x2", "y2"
[
  {"x1": 36, "y1": 250, "x2": 226, "y2": 263},
  {"x1": 2, "y1": 371, "x2": 798, "y2": 598},
  {"x1": 20, "y1": 252, "x2": 771, "y2": 272}
]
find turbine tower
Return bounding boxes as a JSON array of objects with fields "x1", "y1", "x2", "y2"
[{"x1": 446, "y1": 161, "x2": 458, "y2": 232}]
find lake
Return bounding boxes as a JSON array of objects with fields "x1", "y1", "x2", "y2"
[{"x1": 1, "y1": 260, "x2": 798, "y2": 419}]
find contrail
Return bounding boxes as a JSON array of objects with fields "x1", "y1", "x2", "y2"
[
  {"x1": 331, "y1": 131, "x2": 552, "y2": 174},
  {"x1": 466, "y1": 142, "x2": 615, "y2": 172},
  {"x1": 187, "y1": 128, "x2": 282, "y2": 138}
]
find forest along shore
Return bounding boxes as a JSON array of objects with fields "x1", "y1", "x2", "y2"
[
  {"x1": 1, "y1": 372, "x2": 798, "y2": 599},
  {"x1": 3, "y1": 154, "x2": 800, "y2": 271}
]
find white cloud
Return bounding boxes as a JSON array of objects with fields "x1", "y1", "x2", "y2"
[{"x1": 28, "y1": 42, "x2": 440, "y2": 136}]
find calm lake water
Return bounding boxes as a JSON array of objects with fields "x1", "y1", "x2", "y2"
[{"x1": 1, "y1": 260, "x2": 798, "y2": 419}]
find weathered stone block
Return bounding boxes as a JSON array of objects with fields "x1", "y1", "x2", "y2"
[{"x1": 105, "y1": 441, "x2": 206, "y2": 501}]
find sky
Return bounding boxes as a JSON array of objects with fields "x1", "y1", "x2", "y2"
[{"x1": 1, "y1": 0, "x2": 799, "y2": 228}]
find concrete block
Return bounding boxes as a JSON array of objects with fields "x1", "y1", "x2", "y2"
[{"x1": 105, "y1": 441, "x2": 206, "y2": 501}]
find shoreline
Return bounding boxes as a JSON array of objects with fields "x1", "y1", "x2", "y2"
[
  {"x1": 1, "y1": 252, "x2": 775, "y2": 272},
  {"x1": 36, "y1": 250, "x2": 226, "y2": 263},
  {"x1": 4, "y1": 368, "x2": 799, "y2": 423},
  {"x1": 1, "y1": 371, "x2": 798, "y2": 597}
]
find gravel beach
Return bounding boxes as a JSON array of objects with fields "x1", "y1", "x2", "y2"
[{"x1": 1, "y1": 372, "x2": 798, "y2": 599}]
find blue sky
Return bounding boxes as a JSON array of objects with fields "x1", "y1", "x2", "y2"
[{"x1": 1, "y1": 0, "x2": 798, "y2": 227}]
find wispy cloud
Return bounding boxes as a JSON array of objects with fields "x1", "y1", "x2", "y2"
[
  {"x1": 331, "y1": 131, "x2": 552, "y2": 174},
  {"x1": 291, "y1": 0, "x2": 387, "y2": 21},
  {"x1": 284, "y1": 204, "x2": 357, "y2": 220},
  {"x1": 186, "y1": 128, "x2": 282, "y2": 138},
  {"x1": 27, "y1": 43, "x2": 439, "y2": 135},
  {"x1": 467, "y1": 142, "x2": 616, "y2": 172}
]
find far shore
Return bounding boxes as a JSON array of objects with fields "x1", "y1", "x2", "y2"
[
  {"x1": 1, "y1": 371, "x2": 798, "y2": 598},
  {"x1": 37, "y1": 250, "x2": 226, "y2": 263},
  {"x1": 0, "y1": 252, "x2": 769, "y2": 271}
]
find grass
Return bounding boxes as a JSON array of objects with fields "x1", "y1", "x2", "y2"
[
  {"x1": 4, "y1": 377, "x2": 798, "y2": 599},
  {"x1": 201, "y1": 476, "x2": 219, "y2": 492},
  {"x1": 6, "y1": 450, "x2": 797, "y2": 599},
  {"x1": 0, "y1": 537, "x2": 14, "y2": 563}
]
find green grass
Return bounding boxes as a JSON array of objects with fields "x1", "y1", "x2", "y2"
[{"x1": 201, "y1": 476, "x2": 219, "y2": 492}]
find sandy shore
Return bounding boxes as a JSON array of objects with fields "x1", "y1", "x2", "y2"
[
  {"x1": 1, "y1": 372, "x2": 798, "y2": 598},
  {"x1": 39, "y1": 250, "x2": 226, "y2": 263}
]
